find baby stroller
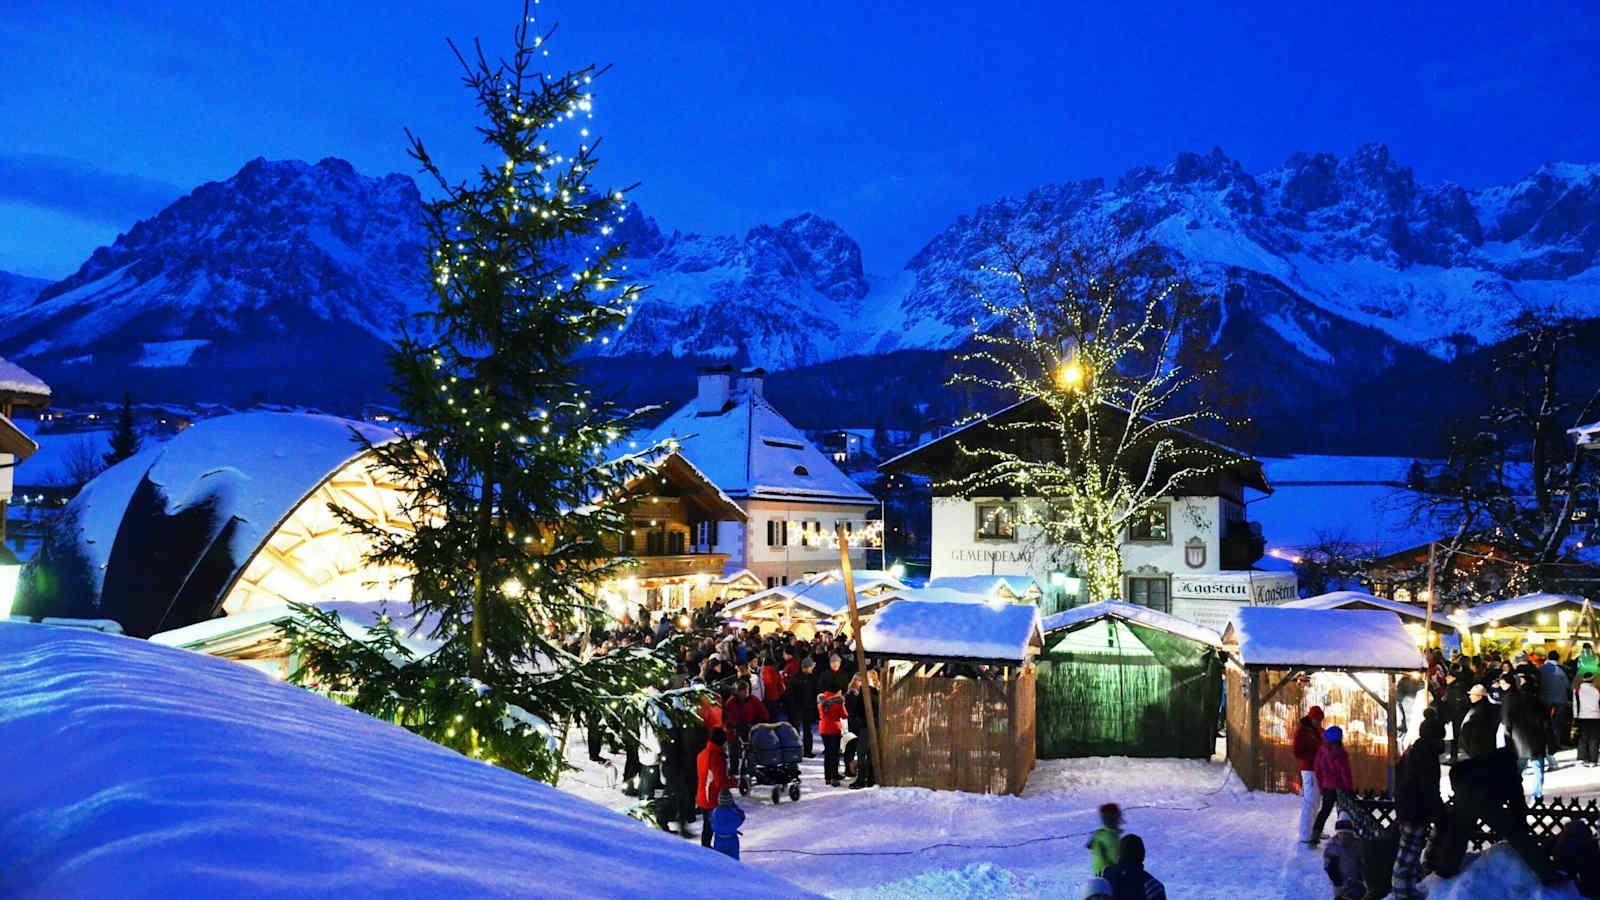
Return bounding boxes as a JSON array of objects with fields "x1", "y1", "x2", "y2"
[{"x1": 737, "y1": 721, "x2": 803, "y2": 804}]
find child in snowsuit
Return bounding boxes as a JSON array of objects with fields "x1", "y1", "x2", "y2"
[
  {"x1": 1087, "y1": 803, "x2": 1122, "y2": 876},
  {"x1": 1323, "y1": 817, "x2": 1366, "y2": 899},
  {"x1": 709, "y1": 788, "x2": 745, "y2": 860}
]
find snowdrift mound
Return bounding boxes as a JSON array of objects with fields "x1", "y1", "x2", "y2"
[
  {"x1": 1427, "y1": 843, "x2": 1582, "y2": 899},
  {"x1": 0, "y1": 622, "x2": 816, "y2": 899}
]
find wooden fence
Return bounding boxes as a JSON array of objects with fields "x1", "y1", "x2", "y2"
[
  {"x1": 876, "y1": 662, "x2": 1036, "y2": 796},
  {"x1": 1355, "y1": 792, "x2": 1600, "y2": 850}
]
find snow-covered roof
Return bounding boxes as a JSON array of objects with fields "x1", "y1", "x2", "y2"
[
  {"x1": 1571, "y1": 421, "x2": 1600, "y2": 450},
  {"x1": 151, "y1": 600, "x2": 443, "y2": 657},
  {"x1": 1462, "y1": 593, "x2": 1590, "y2": 628},
  {"x1": 926, "y1": 574, "x2": 1042, "y2": 598},
  {"x1": 0, "y1": 355, "x2": 50, "y2": 403},
  {"x1": 726, "y1": 578, "x2": 903, "y2": 618},
  {"x1": 628, "y1": 383, "x2": 874, "y2": 505},
  {"x1": 1041, "y1": 601, "x2": 1222, "y2": 646},
  {"x1": 1250, "y1": 458, "x2": 1434, "y2": 555},
  {"x1": 862, "y1": 599, "x2": 1043, "y2": 662},
  {"x1": 0, "y1": 412, "x2": 39, "y2": 460},
  {"x1": 879, "y1": 396, "x2": 1269, "y2": 493},
  {"x1": 866, "y1": 586, "x2": 990, "y2": 608},
  {"x1": 1280, "y1": 591, "x2": 1434, "y2": 623},
  {"x1": 712, "y1": 567, "x2": 762, "y2": 586},
  {"x1": 1222, "y1": 607, "x2": 1424, "y2": 671},
  {"x1": 0, "y1": 622, "x2": 814, "y2": 898},
  {"x1": 15, "y1": 413, "x2": 401, "y2": 637}
]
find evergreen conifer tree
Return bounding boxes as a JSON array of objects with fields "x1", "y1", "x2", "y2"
[
  {"x1": 282, "y1": 4, "x2": 692, "y2": 783},
  {"x1": 103, "y1": 393, "x2": 140, "y2": 467}
]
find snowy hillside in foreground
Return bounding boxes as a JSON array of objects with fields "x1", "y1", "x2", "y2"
[{"x1": 0, "y1": 623, "x2": 815, "y2": 900}]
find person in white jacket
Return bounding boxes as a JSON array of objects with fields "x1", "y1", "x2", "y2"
[{"x1": 1575, "y1": 673, "x2": 1600, "y2": 765}]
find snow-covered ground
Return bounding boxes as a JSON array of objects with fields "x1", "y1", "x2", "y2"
[
  {"x1": 563, "y1": 730, "x2": 1585, "y2": 899},
  {"x1": 0, "y1": 623, "x2": 815, "y2": 899}
]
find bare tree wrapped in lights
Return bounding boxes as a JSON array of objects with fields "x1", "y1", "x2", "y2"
[
  {"x1": 942, "y1": 237, "x2": 1239, "y2": 604},
  {"x1": 1405, "y1": 309, "x2": 1600, "y2": 597},
  {"x1": 283, "y1": 4, "x2": 692, "y2": 784}
]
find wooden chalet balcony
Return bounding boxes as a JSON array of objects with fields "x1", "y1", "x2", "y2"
[{"x1": 629, "y1": 552, "x2": 730, "y2": 580}]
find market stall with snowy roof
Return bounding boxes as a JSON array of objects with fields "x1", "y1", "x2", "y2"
[
  {"x1": 860, "y1": 599, "x2": 1043, "y2": 795},
  {"x1": 14, "y1": 412, "x2": 415, "y2": 637},
  {"x1": 150, "y1": 599, "x2": 444, "y2": 680},
  {"x1": 1454, "y1": 592, "x2": 1600, "y2": 653},
  {"x1": 1221, "y1": 607, "x2": 1424, "y2": 793},
  {"x1": 1281, "y1": 590, "x2": 1459, "y2": 642},
  {"x1": 1035, "y1": 601, "x2": 1223, "y2": 760},
  {"x1": 723, "y1": 571, "x2": 907, "y2": 637},
  {"x1": 925, "y1": 574, "x2": 1043, "y2": 603}
]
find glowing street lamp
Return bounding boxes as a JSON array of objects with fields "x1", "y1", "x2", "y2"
[{"x1": 1055, "y1": 360, "x2": 1087, "y2": 391}]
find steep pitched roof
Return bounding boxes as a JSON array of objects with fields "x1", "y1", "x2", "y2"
[
  {"x1": 1041, "y1": 600, "x2": 1222, "y2": 646},
  {"x1": 630, "y1": 386, "x2": 874, "y2": 505},
  {"x1": 879, "y1": 396, "x2": 1269, "y2": 493},
  {"x1": 0, "y1": 356, "x2": 50, "y2": 406}
]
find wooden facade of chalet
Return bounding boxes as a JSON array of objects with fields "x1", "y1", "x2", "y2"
[{"x1": 597, "y1": 452, "x2": 748, "y2": 613}]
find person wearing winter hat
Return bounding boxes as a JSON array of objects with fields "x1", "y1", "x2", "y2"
[
  {"x1": 1081, "y1": 876, "x2": 1113, "y2": 900},
  {"x1": 1458, "y1": 682, "x2": 1500, "y2": 760},
  {"x1": 1324, "y1": 815, "x2": 1367, "y2": 898},
  {"x1": 1392, "y1": 709, "x2": 1447, "y2": 899},
  {"x1": 1102, "y1": 834, "x2": 1166, "y2": 900},
  {"x1": 708, "y1": 788, "x2": 746, "y2": 860},
  {"x1": 1309, "y1": 725, "x2": 1355, "y2": 846},
  {"x1": 1293, "y1": 706, "x2": 1325, "y2": 845}
]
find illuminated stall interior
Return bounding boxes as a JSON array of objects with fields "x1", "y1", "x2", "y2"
[
  {"x1": 14, "y1": 413, "x2": 414, "y2": 638},
  {"x1": 1222, "y1": 607, "x2": 1424, "y2": 794},
  {"x1": 222, "y1": 453, "x2": 415, "y2": 614},
  {"x1": 1449, "y1": 592, "x2": 1600, "y2": 656}
]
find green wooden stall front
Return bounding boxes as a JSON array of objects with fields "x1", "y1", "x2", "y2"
[{"x1": 1036, "y1": 615, "x2": 1223, "y2": 759}]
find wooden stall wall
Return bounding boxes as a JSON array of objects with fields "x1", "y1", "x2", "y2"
[{"x1": 877, "y1": 664, "x2": 1037, "y2": 796}]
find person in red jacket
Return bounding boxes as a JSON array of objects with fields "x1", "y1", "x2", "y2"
[
  {"x1": 1310, "y1": 725, "x2": 1356, "y2": 845},
  {"x1": 1293, "y1": 705, "x2": 1325, "y2": 845},
  {"x1": 723, "y1": 679, "x2": 767, "y2": 742},
  {"x1": 818, "y1": 687, "x2": 847, "y2": 786},
  {"x1": 760, "y1": 654, "x2": 788, "y2": 721},
  {"x1": 696, "y1": 728, "x2": 732, "y2": 848}
]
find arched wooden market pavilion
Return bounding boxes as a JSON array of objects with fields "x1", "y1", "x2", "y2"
[
  {"x1": 1221, "y1": 607, "x2": 1424, "y2": 793},
  {"x1": 1036, "y1": 601, "x2": 1223, "y2": 759},
  {"x1": 862, "y1": 598, "x2": 1043, "y2": 796},
  {"x1": 16, "y1": 413, "x2": 413, "y2": 637}
]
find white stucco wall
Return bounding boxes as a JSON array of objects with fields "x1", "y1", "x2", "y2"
[
  {"x1": 930, "y1": 495, "x2": 1222, "y2": 584},
  {"x1": 727, "y1": 499, "x2": 876, "y2": 586},
  {"x1": 928, "y1": 494, "x2": 1292, "y2": 627}
]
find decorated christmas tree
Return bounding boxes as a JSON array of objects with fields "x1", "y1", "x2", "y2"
[{"x1": 283, "y1": 3, "x2": 691, "y2": 784}]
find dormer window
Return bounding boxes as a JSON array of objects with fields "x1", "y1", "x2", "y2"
[{"x1": 793, "y1": 465, "x2": 809, "y2": 476}]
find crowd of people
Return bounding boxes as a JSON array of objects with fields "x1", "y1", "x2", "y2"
[
  {"x1": 1282, "y1": 642, "x2": 1600, "y2": 898},
  {"x1": 588, "y1": 606, "x2": 885, "y2": 849}
]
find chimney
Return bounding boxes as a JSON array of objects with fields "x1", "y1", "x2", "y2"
[
  {"x1": 736, "y1": 367, "x2": 767, "y2": 399},
  {"x1": 696, "y1": 365, "x2": 733, "y2": 414}
]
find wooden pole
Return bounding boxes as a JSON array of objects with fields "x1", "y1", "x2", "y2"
[
  {"x1": 837, "y1": 524, "x2": 882, "y2": 785},
  {"x1": 1423, "y1": 541, "x2": 1438, "y2": 649}
]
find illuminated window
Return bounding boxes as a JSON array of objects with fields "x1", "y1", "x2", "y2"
[
  {"x1": 975, "y1": 502, "x2": 1017, "y2": 541},
  {"x1": 1128, "y1": 504, "x2": 1171, "y2": 542}
]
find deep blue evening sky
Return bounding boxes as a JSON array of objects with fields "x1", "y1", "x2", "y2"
[{"x1": 2, "y1": 0, "x2": 1597, "y2": 279}]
